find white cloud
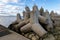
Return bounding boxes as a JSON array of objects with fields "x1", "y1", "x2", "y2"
[
  {"x1": 54, "y1": 9, "x2": 60, "y2": 14},
  {"x1": 4, "y1": 5, "x2": 24, "y2": 13},
  {"x1": 0, "y1": 0, "x2": 26, "y2": 16},
  {"x1": 9, "y1": 0, "x2": 18, "y2": 3},
  {"x1": 0, "y1": 0, "x2": 18, "y2": 3},
  {"x1": 0, "y1": 2, "x2": 6, "y2": 13},
  {"x1": 0, "y1": 0, "x2": 9, "y2": 3}
]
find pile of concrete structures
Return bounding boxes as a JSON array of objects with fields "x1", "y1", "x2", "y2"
[{"x1": 8, "y1": 5, "x2": 60, "y2": 40}]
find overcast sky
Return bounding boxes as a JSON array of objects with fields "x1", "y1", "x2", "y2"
[{"x1": 0, "y1": 0, "x2": 60, "y2": 16}]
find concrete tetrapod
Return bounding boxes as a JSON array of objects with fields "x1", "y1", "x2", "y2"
[
  {"x1": 30, "y1": 5, "x2": 47, "y2": 37},
  {"x1": 9, "y1": 6, "x2": 30, "y2": 32},
  {"x1": 32, "y1": 23, "x2": 47, "y2": 37},
  {"x1": 8, "y1": 13, "x2": 21, "y2": 31},
  {"x1": 20, "y1": 23, "x2": 32, "y2": 33},
  {"x1": 16, "y1": 13, "x2": 21, "y2": 23},
  {"x1": 10, "y1": 13, "x2": 22, "y2": 25},
  {"x1": 45, "y1": 10, "x2": 53, "y2": 31},
  {"x1": 38, "y1": 15, "x2": 47, "y2": 24},
  {"x1": 20, "y1": 12, "x2": 48, "y2": 33},
  {"x1": 13, "y1": 19, "x2": 30, "y2": 32},
  {"x1": 20, "y1": 5, "x2": 47, "y2": 37},
  {"x1": 24, "y1": 6, "x2": 30, "y2": 21},
  {"x1": 20, "y1": 23, "x2": 47, "y2": 37},
  {"x1": 23, "y1": 11, "x2": 25, "y2": 18}
]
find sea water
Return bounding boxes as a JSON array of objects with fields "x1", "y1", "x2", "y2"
[{"x1": 0, "y1": 16, "x2": 16, "y2": 28}]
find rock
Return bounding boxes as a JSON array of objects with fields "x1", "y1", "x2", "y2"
[
  {"x1": 24, "y1": 33, "x2": 30, "y2": 38},
  {"x1": 28, "y1": 33, "x2": 35, "y2": 39},
  {"x1": 43, "y1": 34, "x2": 55, "y2": 40},
  {"x1": 31, "y1": 36, "x2": 38, "y2": 40}
]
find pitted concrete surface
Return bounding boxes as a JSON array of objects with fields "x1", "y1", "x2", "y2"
[
  {"x1": 0, "y1": 30, "x2": 30, "y2": 40},
  {"x1": 0, "y1": 25, "x2": 29, "y2": 40}
]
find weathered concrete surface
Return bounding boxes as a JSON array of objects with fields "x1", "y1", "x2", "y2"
[
  {"x1": 43, "y1": 34, "x2": 55, "y2": 40},
  {"x1": 20, "y1": 23, "x2": 31, "y2": 33},
  {"x1": 8, "y1": 5, "x2": 60, "y2": 40},
  {"x1": 0, "y1": 25, "x2": 30, "y2": 40},
  {"x1": 30, "y1": 5, "x2": 47, "y2": 37},
  {"x1": 54, "y1": 20, "x2": 60, "y2": 27},
  {"x1": 44, "y1": 10, "x2": 53, "y2": 31},
  {"x1": 16, "y1": 19, "x2": 30, "y2": 27},
  {"x1": 0, "y1": 25, "x2": 11, "y2": 37},
  {"x1": 24, "y1": 6, "x2": 30, "y2": 21},
  {"x1": 0, "y1": 31, "x2": 30, "y2": 40},
  {"x1": 23, "y1": 32, "x2": 40, "y2": 40},
  {"x1": 16, "y1": 13, "x2": 21, "y2": 23},
  {"x1": 23, "y1": 11, "x2": 25, "y2": 18},
  {"x1": 13, "y1": 19, "x2": 30, "y2": 32},
  {"x1": 32, "y1": 23, "x2": 47, "y2": 37},
  {"x1": 51, "y1": 15, "x2": 60, "y2": 27},
  {"x1": 38, "y1": 15, "x2": 47, "y2": 24}
]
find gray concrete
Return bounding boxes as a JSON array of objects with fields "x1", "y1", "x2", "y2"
[
  {"x1": 30, "y1": 5, "x2": 47, "y2": 37},
  {"x1": 20, "y1": 23, "x2": 31, "y2": 33},
  {"x1": 0, "y1": 30, "x2": 30, "y2": 40}
]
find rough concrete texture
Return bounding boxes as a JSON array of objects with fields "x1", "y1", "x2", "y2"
[
  {"x1": 8, "y1": 5, "x2": 60, "y2": 40},
  {"x1": 38, "y1": 15, "x2": 47, "y2": 24},
  {"x1": 0, "y1": 31, "x2": 30, "y2": 40},
  {"x1": 20, "y1": 23, "x2": 31, "y2": 33},
  {"x1": 0, "y1": 25, "x2": 30, "y2": 40},
  {"x1": 32, "y1": 23, "x2": 47, "y2": 37}
]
